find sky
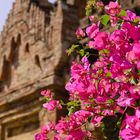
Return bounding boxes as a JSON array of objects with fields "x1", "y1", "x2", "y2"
[
  {"x1": 0, "y1": 0, "x2": 15, "y2": 31},
  {"x1": 0, "y1": 0, "x2": 56, "y2": 32}
]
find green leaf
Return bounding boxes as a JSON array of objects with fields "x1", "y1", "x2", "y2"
[
  {"x1": 138, "y1": 70, "x2": 140, "y2": 74},
  {"x1": 106, "y1": 99, "x2": 114, "y2": 105},
  {"x1": 67, "y1": 101, "x2": 80, "y2": 107},
  {"x1": 44, "y1": 97, "x2": 51, "y2": 102},
  {"x1": 68, "y1": 106, "x2": 75, "y2": 115},
  {"x1": 88, "y1": 116, "x2": 92, "y2": 122},
  {"x1": 89, "y1": 98, "x2": 95, "y2": 102},
  {"x1": 117, "y1": 119, "x2": 121, "y2": 127},
  {"x1": 100, "y1": 122, "x2": 105, "y2": 130},
  {"x1": 106, "y1": 72, "x2": 112, "y2": 77},
  {"x1": 119, "y1": 10, "x2": 127, "y2": 17},
  {"x1": 118, "y1": 0, "x2": 121, "y2": 4},
  {"x1": 101, "y1": 15, "x2": 110, "y2": 26},
  {"x1": 99, "y1": 49, "x2": 110, "y2": 55},
  {"x1": 59, "y1": 100, "x2": 65, "y2": 105},
  {"x1": 86, "y1": 8, "x2": 92, "y2": 16},
  {"x1": 136, "y1": 99, "x2": 140, "y2": 106},
  {"x1": 130, "y1": 76, "x2": 136, "y2": 85},
  {"x1": 124, "y1": 69, "x2": 131, "y2": 75},
  {"x1": 67, "y1": 101, "x2": 80, "y2": 115},
  {"x1": 98, "y1": 69, "x2": 103, "y2": 74},
  {"x1": 107, "y1": 63, "x2": 112, "y2": 70},
  {"x1": 79, "y1": 49, "x2": 85, "y2": 57},
  {"x1": 86, "y1": 0, "x2": 96, "y2": 16},
  {"x1": 134, "y1": 18, "x2": 139, "y2": 23},
  {"x1": 67, "y1": 44, "x2": 79, "y2": 56},
  {"x1": 85, "y1": 51, "x2": 90, "y2": 57}
]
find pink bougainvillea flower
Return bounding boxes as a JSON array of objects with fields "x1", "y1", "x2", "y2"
[
  {"x1": 133, "y1": 43, "x2": 140, "y2": 59},
  {"x1": 35, "y1": 133, "x2": 47, "y2": 140},
  {"x1": 126, "y1": 51, "x2": 137, "y2": 62},
  {"x1": 123, "y1": 10, "x2": 137, "y2": 21},
  {"x1": 105, "y1": 1, "x2": 121, "y2": 16},
  {"x1": 110, "y1": 29, "x2": 126, "y2": 46},
  {"x1": 91, "y1": 116, "x2": 103, "y2": 126},
  {"x1": 81, "y1": 56, "x2": 90, "y2": 70},
  {"x1": 55, "y1": 118, "x2": 68, "y2": 134},
  {"x1": 117, "y1": 96, "x2": 134, "y2": 107},
  {"x1": 105, "y1": 1, "x2": 121, "y2": 26},
  {"x1": 137, "y1": 61, "x2": 140, "y2": 70},
  {"x1": 75, "y1": 27, "x2": 85, "y2": 39},
  {"x1": 110, "y1": 16, "x2": 119, "y2": 27},
  {"x1": 43, "y1": 100, "x2": 62, "y2": 111},
  {"x1": 41, "y1": 122, "x2": 55, "y2": 133},
  {"x1": 123, "y1": 22, "x2": 140, "y2": 41},
  {"x1": 41, "y1": 90, "x2": 52, "y2": 98},
  {"x1": 94, "y1": 61, "x2": 104, "y2": 69},
  {"x1": 130, "y1": 84, "x2": 140, "y2": 99},
  {"x1": 68, "y1": 129, "x2": 86, "y2": 140},
  {"x1": 96, "y1": 1, "x2": 104, "y2": 8},
  {"x1": 87, "y1": 41, "x2": 95, "y2": 48},
  {"x1": 93, "y1": 32, "x2": 110, "y2": 50},
  {"x1": 89, "y1": 15, "x2": 98, "y2": 23},
  {"x1": 86, "y1": 24, "x2": 99, "y2": 38},
  {"x1": 70, "y1": 61, "x2": 85, "y2": 79},
  {"x1": 120, "y1": 109, "x2": 140, "y2": 140},
  {"x1": 54, "y1": 134, "x2": 62, "y2": 140},
  {"x1": 35, "y1": 122, "x2": 54, "y2": 140}
]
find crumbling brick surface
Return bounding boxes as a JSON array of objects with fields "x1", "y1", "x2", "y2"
[{"x1": 0, "y1": 0, "x2": 83, "y2": 139}]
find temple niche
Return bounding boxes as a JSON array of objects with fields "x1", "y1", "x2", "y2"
[{"x1": 0, "y1": 0, "x2": 139, "y2": 140}]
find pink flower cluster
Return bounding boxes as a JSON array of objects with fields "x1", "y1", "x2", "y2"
[
  {"x1": 41, "y1": 90, "x2": 62, "y2": 111},
  {"x1": 54, "y1": 110, "x2": 93, "y2": 140},
  {"x1": 105, "y1": 1, "x2": 121, "y2": 26},
  {"x1": 120, "y1": 109, "x2": 140, "y2": 140},
  {"x1": 66, "y1": 1, "x2": 140, "y2": 139},
  {"x1": 75, "y1": 27, "x2": 85, "y2": 39},
  {"x1": 36, "y1": 1, "x2": 140, "y2": 140},
  {"x1": 35, "y1": 122, "x2": 55, "y2": 140}
]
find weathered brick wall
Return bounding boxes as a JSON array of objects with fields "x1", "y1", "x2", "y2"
[{"x1": 0, "y1": 0, "x2": 84, "y2": 140}]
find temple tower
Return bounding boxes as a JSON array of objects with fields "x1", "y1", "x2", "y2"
[{"x1": 0, "y1": 0, "x2": 85, "y2": 139}]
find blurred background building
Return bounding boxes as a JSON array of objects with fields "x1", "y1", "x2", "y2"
[
  {"x1": 0, "y1": 0, "x2": 86, "y2": 139},
  {"x1": 0, "y1": 0, "x2": 139, "y2": 140}
]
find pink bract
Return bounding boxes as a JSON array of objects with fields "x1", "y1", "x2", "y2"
[
  {"x1": 75, "y1": 27, "x2": 85, "y2": 39},
  {"x1": 120, "y1": 110, "x2": 140, "y2": 140},
  {"x1": 43, "y1": 100, "x2": 62, "y2": 111}
]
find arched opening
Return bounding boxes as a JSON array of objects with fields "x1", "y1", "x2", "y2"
[
  {"x1": 1, "y1": 56, "x2": 12, "y2": 88},
  {"x1": 35, "y1": 55, "x2": 42, "y2": 69},
  {"x1": 25, "y1": 43, "x2": 30, "y2": 53},
  {"x1": 0, "y1": 80, "x2": 3, "y2": 92},
  {"x1": 9, "y1": 34, "x2": 21, "y2": 68},
  {"x1": 16, "y1": 34, "x2": 21, "y2": 46},
  {"x1": 9, "y1": 37, "x2": 17, "y2": 62}
]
